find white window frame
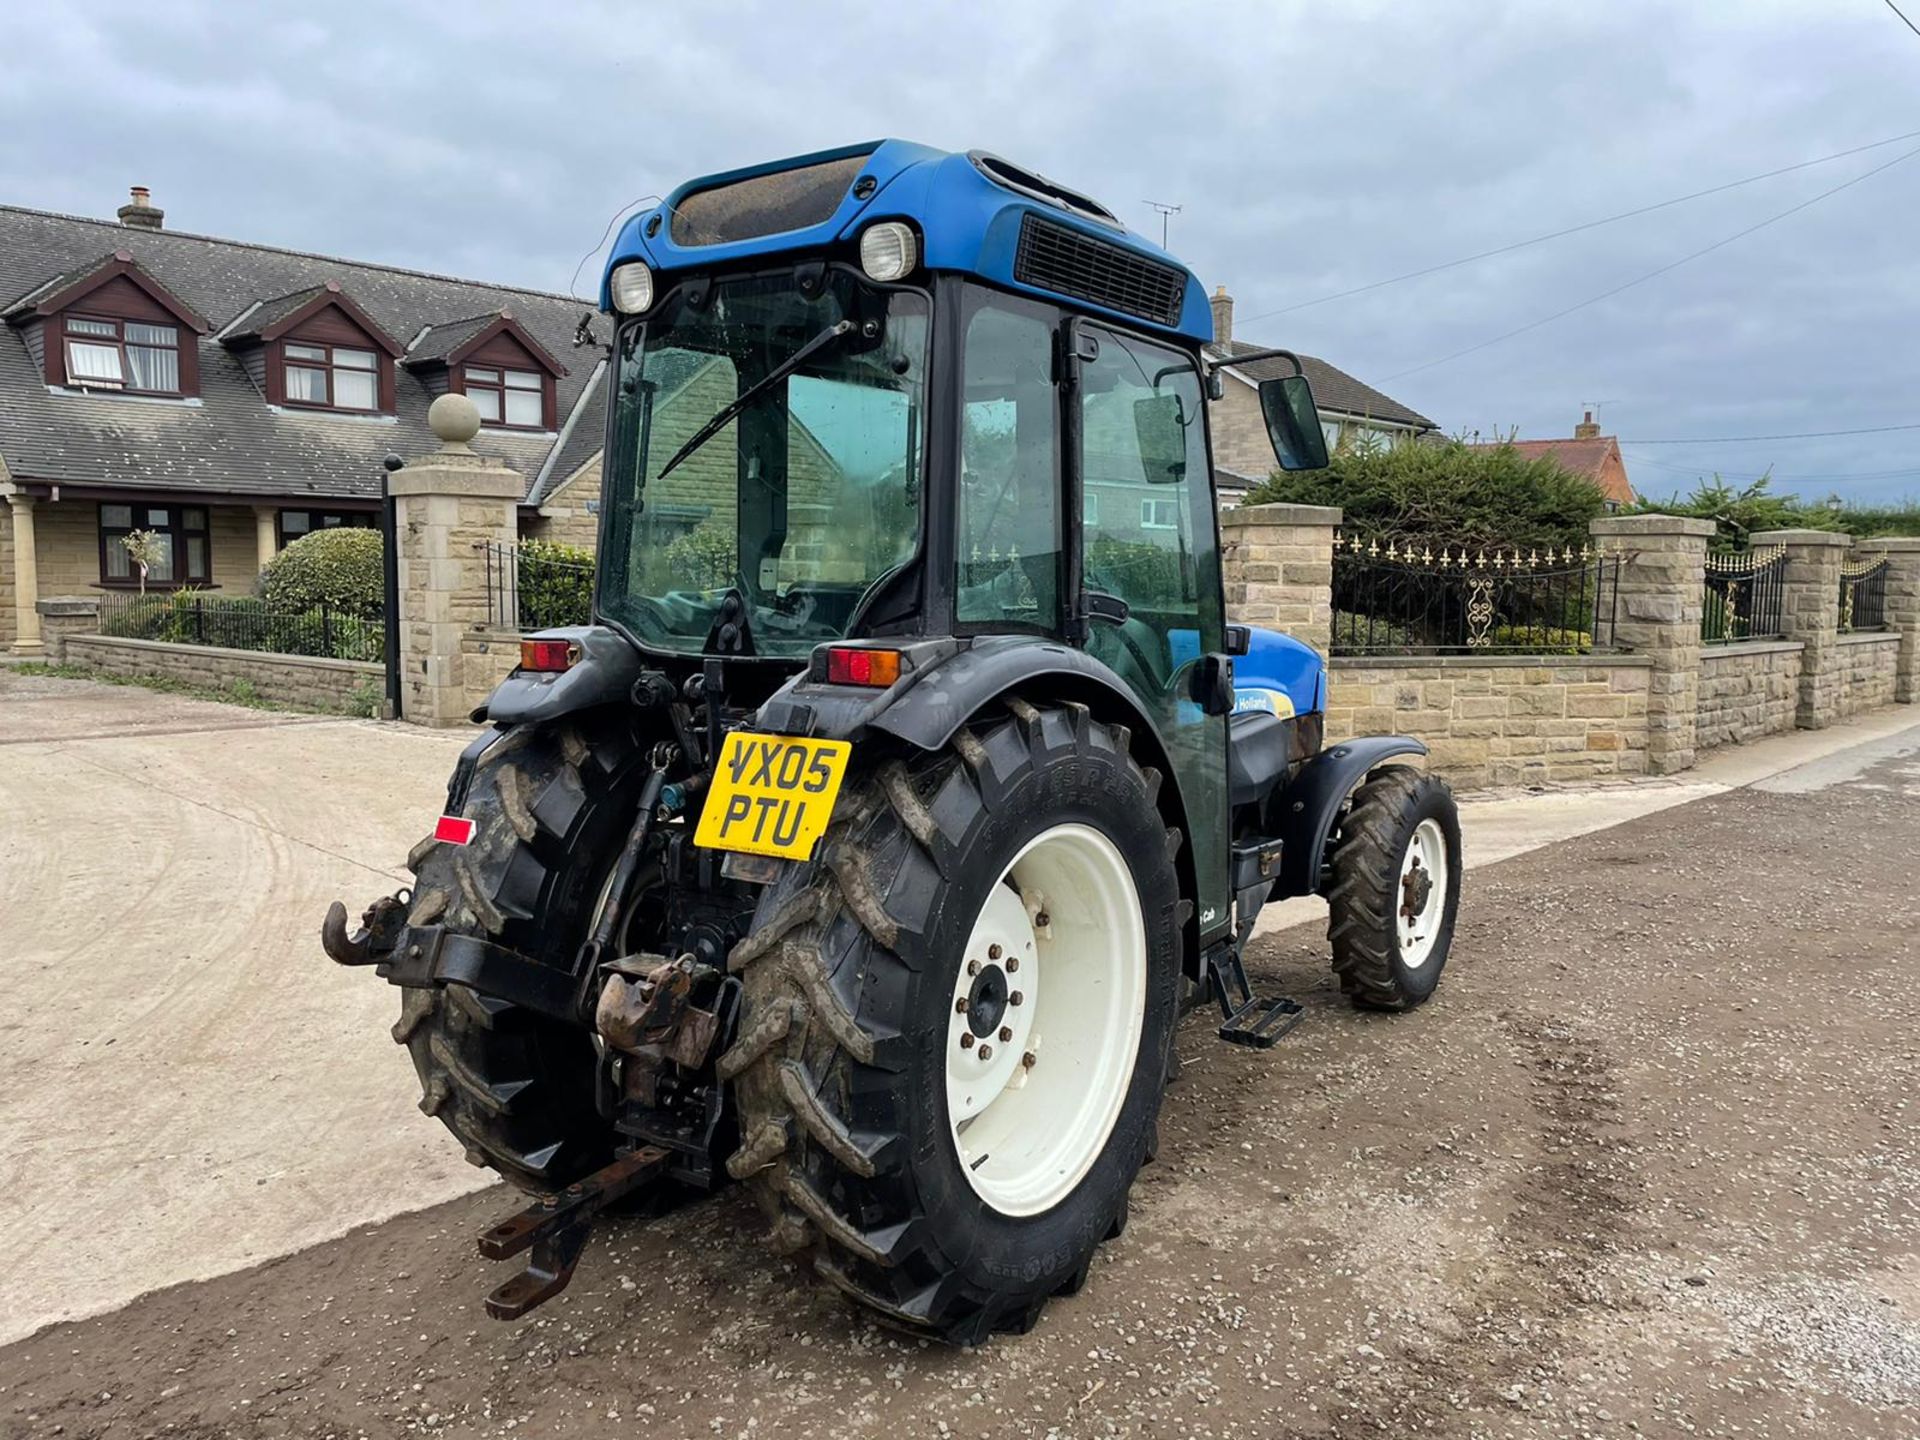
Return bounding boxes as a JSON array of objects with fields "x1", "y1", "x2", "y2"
[{"x1": 1140, "y1": 497, "x2": 1178, "y2": 530}]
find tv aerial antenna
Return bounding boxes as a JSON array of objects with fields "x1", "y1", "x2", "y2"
[{"x1": 1144, "y1": 200, "x2": 1182, "y2": 248}]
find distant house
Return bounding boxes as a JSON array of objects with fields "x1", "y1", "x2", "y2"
[
  {"x1": 1472, "y1": 411, "x2": 1636, "y2": 510},
  {"x1": 1201, "y1": 286, "x2": 1436, "y2": 505},
  {"x1": 0, "y1": 187, "x2": 610, "y2": 652}
]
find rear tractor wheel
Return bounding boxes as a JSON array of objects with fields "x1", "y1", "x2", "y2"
[
  {"x1": 393, "y1": 720, "x2": 641, "y2": 1192},
  {"x1": 722, "y1": 701, "x2": 1182, "y2": 1344},
  {"x1": 1326, "y1": 764, "x2": 1462, "y2": 1010}
]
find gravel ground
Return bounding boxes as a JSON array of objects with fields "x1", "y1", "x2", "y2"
[{"x1": 1, "y1": 743, "x2": 1913, "y2": 1439}]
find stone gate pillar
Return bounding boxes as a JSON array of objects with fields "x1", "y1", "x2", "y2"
[
  {"x1": 1852, "y1": 536, "x2": 1920, "y2": 703},
  {"x1": 1590, "y1": 514, "x2": 1713, "y2": 774},
  {"x1": 1220, "y1": 501, "x2": 1341, "y2": 655},
  {"x1": 391, "y1": 395, "x2": 523, "y2": 727},
  {"x1": 1751, "y1": 528, "x2": 1850, "y2": 730}
]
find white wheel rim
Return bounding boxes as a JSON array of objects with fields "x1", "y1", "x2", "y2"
[
  {"x1": 1397, "y1": 818, "x2": 1448, "y2": 969},
  {"x1": 945, "y1": 823, "x2": 1147, "y2": 1217}
]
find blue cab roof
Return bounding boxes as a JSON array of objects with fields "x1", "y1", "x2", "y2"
[{"x1": 601, "y1": 139, "x2": 1214, "y2": 344}]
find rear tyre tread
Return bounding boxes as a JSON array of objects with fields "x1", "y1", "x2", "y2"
[{"x1": 722, "y1": 702, "x2": 1169, "y2": 1344}]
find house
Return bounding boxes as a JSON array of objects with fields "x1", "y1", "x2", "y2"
[
  {"x1": 1470, "y1": 412, "x2": 1636, "y2": 509},
  {"x1": 0, "y1": 187, "x2": 611, "y2": 652},
  {"x1": 1201, "y1": 286, "x2": 1436, "y2": 505}
]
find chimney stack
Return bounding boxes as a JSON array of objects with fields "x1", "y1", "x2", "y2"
[
  {"x1": 117, "y1": 185, "x2": 164, "y2": 231},
  {"x1": 1574, "y1": 409, "x2": 1601, "y2": 440},
  {"x1": 1209, "y1": 285, "x2": 1233, "y2": 345}
]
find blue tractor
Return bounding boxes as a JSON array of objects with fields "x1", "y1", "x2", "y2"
[{"x1": 327, "y1": 140, "x2": 1462, "y2": 1342}]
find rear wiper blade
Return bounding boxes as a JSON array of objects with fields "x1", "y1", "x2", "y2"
[{"x1": 657, "y1": 319, "x2": 854, "y2": 481}]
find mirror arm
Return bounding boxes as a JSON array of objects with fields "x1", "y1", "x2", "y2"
[{"x1": 1206, "y1": 346, "x2": 1304, "y2": 379}]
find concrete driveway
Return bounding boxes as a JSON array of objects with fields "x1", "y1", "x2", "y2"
[
  {"x1": 0, "y1": 668, "x2": 485, "y2": 1346},
  {"x1": 2, "y1": 666, "x2": 1915, "y2": 1359}
]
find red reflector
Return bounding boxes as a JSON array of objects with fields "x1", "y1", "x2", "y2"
[
  {"x1": 520, "y1": 638, "x2": 577, "y2": 672},
  {"x1": 434, "y1": 815, "x2": 476, "y2": 846},
  {"x1": 825, "y1": 646, "x2": 901, "y2": 687}
]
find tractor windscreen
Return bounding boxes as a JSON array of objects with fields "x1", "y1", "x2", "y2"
[{"x1": 599, "y1": 270, "x2": 927, "y2": 658}]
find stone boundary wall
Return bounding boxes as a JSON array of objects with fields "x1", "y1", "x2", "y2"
[
  {"x1": 461, "y1": 627, "x2": 522, "y2": 716},
  {"x1": 1835, "y1": 632, "x2": 1899, "y2": 719},
  {"x1": 1695, "y1": 641, "x2": 1802, "y2": 751},
  {"x1": 1324, "y1": 654, "x2": 1654, "y2": 789},
  {"x1": 62, "y1": 634, "x2": 380, "y2": 714}
]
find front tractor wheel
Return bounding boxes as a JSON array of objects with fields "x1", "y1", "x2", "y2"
[
  {"x1": 722, "y1": 701, "x2": 1181, "y2": 1344},
  {"x1": 1325, "y1": 764, "x2": 1463, "y2": 1010}
]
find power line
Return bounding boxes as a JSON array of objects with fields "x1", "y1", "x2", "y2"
[
  {"x1": 1236, "y1": 127, "x2": 1920, "y2": 326},
  {"x1": 1885, "y1": 0, "x2": 1920, "y2": 39},
  {"x1": 1623, "y1": 420, "x2": 1920, "y2": 443},
  {"x1": 1382, "y1": 142, "x2": 1920, "y2": 382}
]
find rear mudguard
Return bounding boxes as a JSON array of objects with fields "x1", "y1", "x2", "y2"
[
  {"x1": 1272, "y1": 736, "x2": 1429, "y2": 898},
  {"x1": 758, "y1": 633, "x2": 1210, "y2": 964},
  {"x1": 481, "y1": 627, "x2": 645, "y2": 727}
]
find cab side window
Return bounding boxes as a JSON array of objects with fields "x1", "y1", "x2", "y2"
[{"x1": 956, "y1": 294, "x2": 1061, "y2": 630}]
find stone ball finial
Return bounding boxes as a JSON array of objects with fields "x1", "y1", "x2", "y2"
[{"x1": 428, "y1": 393, "x2": 482, "y2": 449}]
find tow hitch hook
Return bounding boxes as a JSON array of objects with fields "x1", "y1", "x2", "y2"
[{"x1": 321, "y1": 893, "x2": 410, "y2": 966}]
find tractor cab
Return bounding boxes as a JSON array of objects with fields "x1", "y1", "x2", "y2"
[{"x1": 577, "y1": 139, "x2": 1331, "y2": 939}]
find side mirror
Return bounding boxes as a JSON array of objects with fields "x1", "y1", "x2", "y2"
[
  {"x1": 1132, "y1": 394, "x2": 1188, "y2": 484},
  {"x1": 1259, "y1": 374, "x2": 1329, "y2": 472},
  {"x1": 1191, "y1": 652, "x2": 1235, "y2": 717}
]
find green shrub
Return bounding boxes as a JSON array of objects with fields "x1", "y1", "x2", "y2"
[
  {"x1": 515, "y1": 540, "x2": 595, "y2": 628},
  {"x1": 1248, "y1": 434, "x2": 1609, "y2": 553},
  {"x1": 664, "y1": 525, "x2": 736, "y2": 591},
  {"x1": 1628, "y1": 474, "x2": 1920, "y2": 549},
  {"x1": 260, "y1": 528, "x2": 385, "y2": 617}
]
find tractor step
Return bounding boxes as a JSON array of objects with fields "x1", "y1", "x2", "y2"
[
  {"x1": 475, "y1": 1145, "x2": 670, "y2": 1320},
  {"x1": 1203, "y1": 943, "x2": 1305, "y2": 1050}
]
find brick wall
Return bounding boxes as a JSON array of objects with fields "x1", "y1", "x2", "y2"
[
  {"x1": 1325, "y1": 655, "x2": 1653, "y2": 788},
  {"x1": 62, "y1": 634, "x2": 380, "y2": 713},
  {"x1": 1695, "y1": 641, "x2": 1802, "y2": 750},
  {"x1": 1835, "y1": 632, "x2": 1899, "y2": 718}
]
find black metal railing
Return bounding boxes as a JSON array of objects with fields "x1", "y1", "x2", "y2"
[
  {"x1": 97, "y1": 590, "x2": 384, "y2": 662},
  {"x1": 1839, "y1": 557, "x2": 1890, "y2": 633},
  {"x1": 483, "y1": 542, "x2": 595, "y2": 631},
  {"x1": 1702, "y1": 546, "x2": 1787, "y2": 644},
  {"x1": 1330, "y1": 536, "x2": 1619, "y2": 655}
]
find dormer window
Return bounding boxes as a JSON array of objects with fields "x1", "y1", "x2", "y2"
[
  {"x1": 284, "y1": 342, "x2": 379, "y2": 411},
  {"x1": 64, "y1": 315, "x2": 183, "y2": 393},
  {"x1": 463, "y1": 365, "x2": 544, "y2": 428}
]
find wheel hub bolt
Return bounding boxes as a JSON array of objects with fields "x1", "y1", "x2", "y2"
[
  {"x1": 1006, "y1": 957, "x2": 1019, "y2": 972},
  {"x1": 967, "y1": 959, "x2": 981, "y2": 976},
  {"x1": 977, "y1": 1045, "x2": 993, "y2": 1061},
  {"x1": 999, "y1": 1026, "x2": 1012, "y2": 1042},
  {"x1": 960, "y1": 1032, "x2": 974, "y2": 1049},
  {"x1": 1009, "y1": 990, "x2": 1023, "y2": 1006},
  {"x1": 1034, "y1": 911, "x2": 1050, "y2": 927},
  {"x1": 955, "y1": 997, "x2": 969, "y2": 1015},
  {"x1": 988, "y1": 943, "x2": 1002, "y2": 960},
  {"x1": 1022, "y1": 1051, "x2": 1036, "y2": 1068}
]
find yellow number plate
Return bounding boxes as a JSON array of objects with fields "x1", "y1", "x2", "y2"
[{"x1": 693, "y1": 732, "x2": 852, "y2": 861}]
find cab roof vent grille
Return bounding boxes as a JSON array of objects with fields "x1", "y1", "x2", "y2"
[{"x1": 1013, "y1": 214, "x2": 1185, "y2": 327}]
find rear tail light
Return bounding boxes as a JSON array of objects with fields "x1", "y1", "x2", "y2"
[
  {"x1": 824, "y1": 646, "x2": 902, "y2": 687},
  {"x1": 520, "y1": 638, "x2": 580, "y2": 672}
]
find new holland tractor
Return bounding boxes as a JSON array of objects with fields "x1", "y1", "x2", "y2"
[{"x1": 325, "y1": 139, "x2": 1462, "y2": 1344}]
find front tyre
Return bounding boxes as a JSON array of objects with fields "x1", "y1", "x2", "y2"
[
  {"x1": 1326, "y1": 764, "x2": 1463, "y2": 1010},
  {"x1": 721, "y1": 701, "x2": 1182, "y2": 1344}
]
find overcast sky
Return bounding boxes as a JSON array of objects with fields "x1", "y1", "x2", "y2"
[{"x1": 5, "y1": 0, "x2": 1917, "y2": 503}]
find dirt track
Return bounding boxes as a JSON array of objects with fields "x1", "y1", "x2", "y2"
[{"x1": 1, "y1": 737, "x2": 1914, "y2": 1439}]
